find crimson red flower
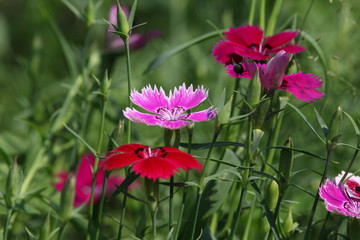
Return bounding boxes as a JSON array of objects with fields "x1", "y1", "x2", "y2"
[
  {"x1": 212, "y1": 25, "x2": 305, "y2": 64},
  {"x1": 54, "y1": 153, "x2": 125, "y2": 207},
  {"x1": 100, "y1": 144, "x2": 203, "y2": 180}
]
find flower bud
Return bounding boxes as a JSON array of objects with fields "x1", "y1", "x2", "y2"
[
  {"x1": 60, "y1": 174, "x2": 76, "y2": 221},
  {"x1": 251, "y1": 98, "x2": 271, "y2": 129},
  {"x1": 116, "y1": 1, "x2": 130, "y2": 37},
  {"x1": 278, "y1": 137, "x2": 293, "y2": 189},
  {"x1": 5, "y1": 159, "x2": 21, "y2": 208},
  {"x1": 282, "y1": 208, "x2": 298, "y2": 238},
  {"x1": 217, "y1": 96, "x2": 232, "y2": 126},
  {"x1": 101, "y1": 71, "x2": 112, "y2": 102},
  {"x1": 265, "y1": 179, "x2": 279, "y2": 211},
  {"x1": 247, "y1": 68, "x2": 261, "y2": 108},
  {"x1": 326, "y1": 106, "x2": 343, "y2": 150},
  {"x1": 85, "y1": 0, "x2": 95, "y2": 26},
  {"x1": 264, "y1": 51, "x2": 290, "y2": 90}
]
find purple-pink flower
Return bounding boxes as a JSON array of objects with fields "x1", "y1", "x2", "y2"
[
  {"x1": 226, "y1": 51, "x2": 324, "y2": 102},
  {"x1": 319, "y1": 172, "x2": 360, "y2": 218},
  {"x1": 123, "y1": 84, "x2": 217, "y2": 129},
  {"x1": 106, "y1": 4, "x2": 161, "y2": 51},
  {"x1": 212, "y1": 25, "x2": 305, "y2": 64},
  {"x1": 54, "y1": 153, "x2": 124, "y2": 207}
]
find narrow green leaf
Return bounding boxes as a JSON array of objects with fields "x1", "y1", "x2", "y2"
[
  {"x1": 285, "y1": 101, "x2": 326, "y2": 144},
  {"x1": 314, "y1": 108, "x2": 328, "y2": 137},
  {"x1": 64, "y1": 124, "x2": 97, "y2": 155},
  {"x1": 107, "y1": 171, "x2": 139, "y2": 202},
  {"x1": 61, "y1": 0, "x2": 83, "y2": 20},
  {"x1": 260, "y1": 146, "x2": 326, "y2": 160},
  {"x1": 128, "y1": 0, "x2": 138, "y2": 28},
  {"x1": 144, "y1": 30, "x2": 225, "y2": 74},
  {"x1": 289, "y1": 184, "x2": 317, "y2": 198},
  {"x1": 343, "y1": 111, "x2": 360, "y2": 141},
  {"x1": 180, "y1": 141, "x2": 246, "y2": 150}
]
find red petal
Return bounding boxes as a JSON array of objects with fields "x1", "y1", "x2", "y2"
[
  {"x1": 264, "y1": 31, "x2": 298, "y2": 49},
  {"x1": 131, "y1": 156, "x2": 178, "y2": 180},
  {"x1": 225, "y1": 25, "x2": 263, "y2": 48},
  {"x1": 100, "y1": 153, "x2": 140, "y2": 170}
]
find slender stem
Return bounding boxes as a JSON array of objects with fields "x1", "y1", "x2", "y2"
[
  {"x1": 242, "y1": 195, "x2": 257, "y2": 240},
  {"x1": 3, "y1": 208, "x2": 13, "y2": 240},
  {"x1": 229, "y1": 186, "x2": 248, "y2": 240},
  {"x1": 304, "y1": 150, "x2": 333, "y2": 240},
  {"x1": 190, "y1": 191, "x2": 202, "y2": 240},
  {"x1": 86, "y1": 99, "x2": 107, "y2": 240},
  {"x1": 94, "y1": 172, "x2": 109, "y2": 240},
  {"x1": 266, "y1": 0, "x2": 283, "y2": 36},
  {"x1": 151, "y1": 209, "x2": 158, "y2": 240},
  {"x1": 117, "y1": 189, "x2": 128, "y2": 240},
  {"x1": 340, "y1": 145, "x2": 360, "y2": 183},
  {"x1": 248, "y1": 0, "x2": 257, "y2": 25},
  {"x1": 124, "y1": 38, "x2": 132, "y2": 144},
  {"x1": 259, "y1": 0, "x2": 266, "y2": 30}
]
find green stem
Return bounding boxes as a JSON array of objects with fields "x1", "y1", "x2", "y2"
[
  {"x1": 229, "y1": 186, "x2": 248, "y2": 240},
  {"x1": 266, "y1": 0, "x2": 283, "y2": 36},
  {"x1": 117, "y1": 189, "x2": 128, "y2": 240},
  {"x1": 259, "y1": 0, "x2": 266, "y2": 30},
  {"x1": 124, "y1": 38, "x2": 132, "y2": 144},
  {"x1": 86, "y1": 99, "x2": 107, "y2": 240},
  {"x1": 304, "y1": 149, "x2": 333, "y2": 240},
  {"x1": 57, "y1": 223, "x2": 67, "y2": 240},
  {"x1": 3, "y1": 208, "x2": 13, "y2": 240},
  {"x1": 94, "y1": 172, "x2": 110, "y2": 240},
  {"x1": 248, "y1": 0, "x2": 257, "y2": 25},
  {"x1": 242, "y1": 195, "x2": 257, "y2": 240},
  {"x1": 151, "y1": 209, "x2": 158, "y2": 240}
]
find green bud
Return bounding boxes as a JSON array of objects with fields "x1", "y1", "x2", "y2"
[
  {"x1": 85, "y1": 0, "x2": 95, "y2": 26},
  {"x1": 101, "y1": 71, "x2": 112, "y2": 102},
  {"x1": 60, "y1": 174, "x2": 76, "y2": 221},
  {"x1": 326, "y1": 106, "x2": 343, "y2": 150},
  {"x1": 278, "y1": 137, "x2": 293, "y2": 189},
  {"x1": 116, "y1": 1, "x2": 130, "y2": 37},
  {"x1": 217, "y1": 96, "x2": 232, "y2": 126},
  {"x1": 265, "y1": 179, "x2": 279, "y2": 211},
  {"x1": 282, "y1": 208, "x2": 298, "y2": 238},
  {"x1": 5, "y1": 159, "x2": 21, "y2": 208},
  {"x1": 247, "y1": 68, "x2": 261, "y2": 108}
]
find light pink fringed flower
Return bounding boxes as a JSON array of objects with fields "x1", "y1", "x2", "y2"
[
  {"x1": 123, "y1": 84, "x2": 217, "y2": 129},
  {"x1": 226, "y1": 51, "x2": 324, "y2": 102},
  {"x1": 212, "y1": 25, "x2": 304, "y2": 64},
  {"x1": 54, "y1": 153, "x2": 125, "y2": 207},
  {"x1": 319, "y1": 172, "x2": 360, "y2": 218}
]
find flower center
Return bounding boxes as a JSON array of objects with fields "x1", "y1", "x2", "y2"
[
  {"x1": 136, "y1": 147, "x2": 167, "y2": 159},
  {"x1": 156, "y1": 106, "x2": 189, "y2": 121},
  {"x1": 345, "y1": 180, "x2": 360, "y2": 199}
]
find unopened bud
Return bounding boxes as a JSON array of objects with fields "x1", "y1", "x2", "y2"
[
  {"x1": 217, "y1": 96, "x2": 232, "y2": 126},
  {"x1": 5, "y1": 159, "x2": 21, "y2": 208},
  {"x1": 116, "y1": 1, "x2": 130, "y2": 37},
  {"x1": 60, "y1": 174, "x2": 76, "y2": 221},
  {"x1": 282, "y1": 208, "x2": 298, "y2": 238},
  {"x1": 265, "y1": 179, "x2": 279, "y2": 211},
  {"x1": 101, "y1": 71, "x2": 111, "y2": 102},
  {"x1": 85, "y1": 0, "x2": 95, "y2": 26},
  {"x1": 327, "y1": 106, "x2": 343, "y2": 150},
  {"x1": 247, "y1": 68, "x2": 261, "y2": 108}
]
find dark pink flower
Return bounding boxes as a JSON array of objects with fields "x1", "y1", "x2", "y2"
[
  {"x1": 319, "y1": 172, "x2": 360, "y2": 218},
  {"x1": 100, "y1": 144, "x2": 203, "y2": 180},
  {"x1": 54, "y1": 153, "x2": 124, "y2": 207},
  {"x1": 227, "y1": 51, "x2": 323, "y2": 102},
  {"x1": 106, "y1": 4, "x2": 161, "y2": 51},
  {"x1": 123, "y1": 84, "x2": 217, "y2": 129},
  {"x1": 212, "y1": 25, "x2": 304, "y2": 64}
]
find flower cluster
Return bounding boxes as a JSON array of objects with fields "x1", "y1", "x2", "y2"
[
  {"x1": 212, "y1": 25, "x2": 323, "y2": 102},
  {"x1": 319, "y1": 172, "x2": 360, "y2": 218}
]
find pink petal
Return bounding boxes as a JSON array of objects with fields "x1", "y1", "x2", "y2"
[
  {"x1": 319, "y1": 180, "x2": 348, "y2": 209},
  {"x1": 169, "y1": 84, "x2": 208, "y2": 110},
  {"x1": 158, "y1": 120, "x2": 193, "y2": 130},
  {"x1": 54, "y1": 172, "x2": 68, "y2": 191},
  {"x1": 264, "y1": 31, "x2": 298, "y2": 49},
  {"x1": 186, "y1": 108, "x2": 217, "y2": 122},
  {"x1": 76, "y1": 153, "x2": 96, "y2": 186},
  {"x1": 225, "y1": 25, "x2": 263, "y2": 48},
  {"x1": 269, "y1": 44, "x2": 305, "y2": 54},
  {"x1": 123, "y1": 108, "x2": 163, "y2": 126},
  {"x1": 212, "y1": 41, "x2": 244, "y2": 65},
  {"x1": 130, "y1": 85, "x2": 169, "y2": 113},
  {"x1": 131, "y1": 156, "x2": 179, "y2": 180},
  {"x1": 225, "y1": 64, "x2": 252, "y2": 78},
  {"x1": 280, "y1": 72, "x2": 324, "y2": 102}
]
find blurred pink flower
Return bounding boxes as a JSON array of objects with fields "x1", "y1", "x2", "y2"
[
  {"x1": 54, "y1": 153, "x2": 124, "y2": 207},
  {"x1": 319, "y1": 172, "x2": 360, "y2": 218},
  {"x1": 100, "y1": 144, "x2": 203, "y2": 180},
  {"x1": 106, "y1": 4, "x2": 161, "y2": 51},
  {"x1": 212, "y1": 25, "x2": 304, "y2": 64},
  {"x1": 123, "y1": 83, "x2": 217, "y2": 129},
  {"x1": 227, "y1": 51, "x2": 324, "y2": 102}
]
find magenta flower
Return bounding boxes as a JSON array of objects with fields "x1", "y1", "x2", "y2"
[
  {"x1": 212, "y1": 25, "x2": 305, "y2": 64},
  {"x1": 106, "y1": 4, "x2": 161, "y2": 51},
  {"x1": 123, "y1": 84, "x2": 217, "y2": 129},
  {"x1": 227, "y1": 51, "x2": 324, "y2": 102},
  {"x1": 54, "y1": 153, "x2": 125, "y2": 207},
  {"x1": 100, "y1": 144, "x2": 203, "y2": 180},
  {"x1": 319, "y1": 172, "x2": 360, "y2": 218}
]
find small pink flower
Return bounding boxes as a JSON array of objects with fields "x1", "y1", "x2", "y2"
[
  {"x1": 100, "y1": 144, "x2": 203, "y2": 180},
  {"x1": 106, "y1": 4, "x2": 161, "y2": 51},
  {"x1": 123, "y1": 84, "x2": 217, "y2": 129},
  {"x1": 227, "y1": 51, "x2": 324, "y2": 102},
  {"x1": 212, "y1": 25, "x2": 304, "y2": 64},
  {"x1": 319, "y1": 172, "x2": 360, "y2": 218},
  {"x1": 54, "y1": 153, "x2": 125, "y2": 207}
]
